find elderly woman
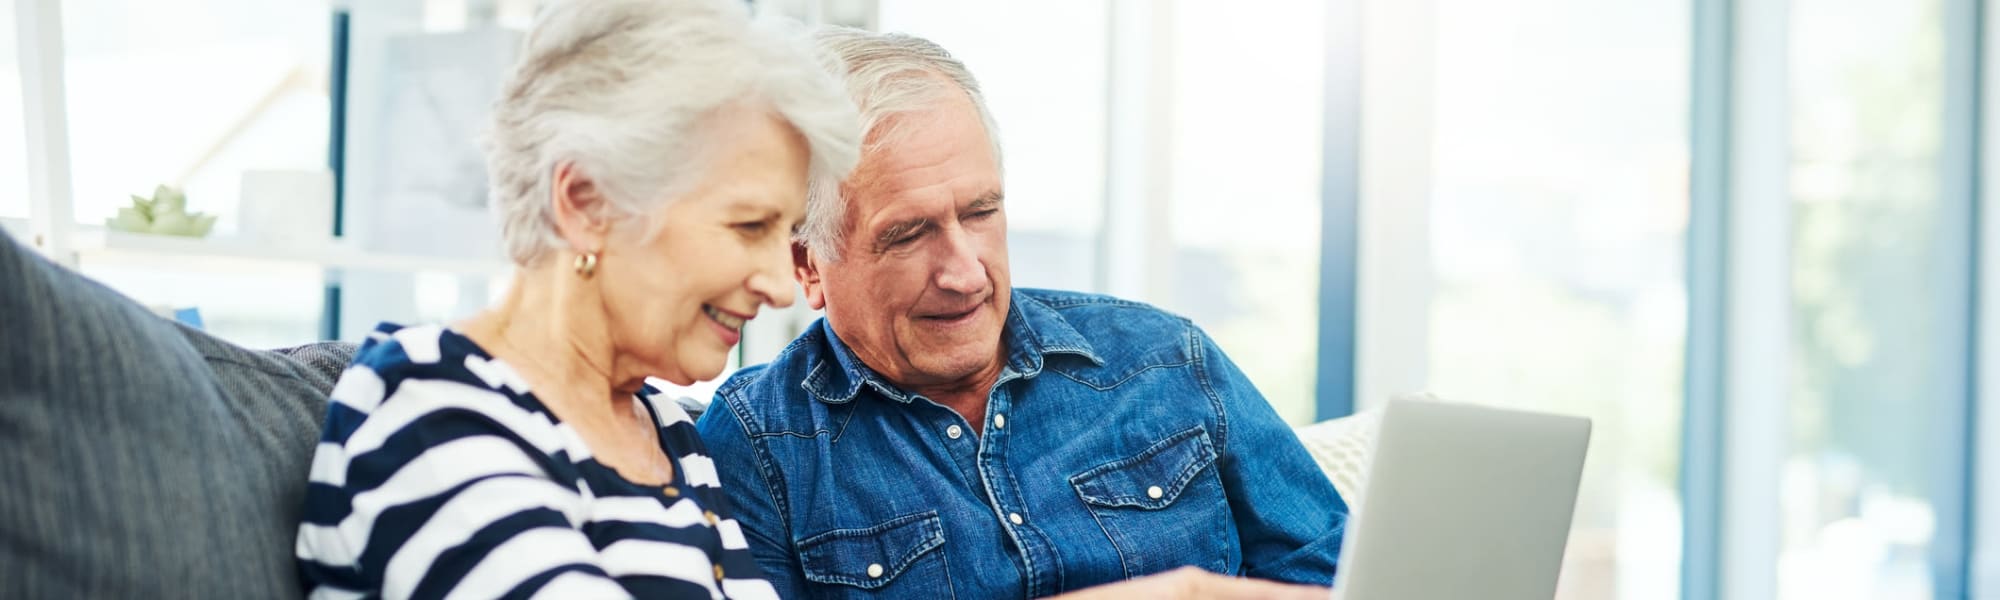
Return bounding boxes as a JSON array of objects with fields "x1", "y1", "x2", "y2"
[{"x1": 292, "y1": 0, "x2": 855, "y2": 598}]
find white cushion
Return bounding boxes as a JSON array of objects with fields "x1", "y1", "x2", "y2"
[{"x1": 1291, "y1": 393, "x2": 1444, "y2": 510}]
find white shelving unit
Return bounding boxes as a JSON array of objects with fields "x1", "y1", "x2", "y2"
[
  {"x1": 9, "y1": 0, "x2": 507, "y2": 279},
  {"x1": 16, "y1": 0, "x2": 75, "y2": 265},
  {"x1": 4, "y1": 217, "x2": 510, "y2": 276},
  {"x1": 76, "y1": 226, "x2": 510, "y2": 275}
]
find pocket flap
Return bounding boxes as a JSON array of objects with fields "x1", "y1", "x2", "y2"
[
  {"x1": 798, "y1": 511, "x2": 945, "y2": 589},
  {"x1": 1070, "y1": 426, "x2": 1219, "y2": 509}
]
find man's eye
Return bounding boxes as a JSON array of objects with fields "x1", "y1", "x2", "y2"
[
  {"x1": 733, "y1": 221, "x2": 771, "y2": 234},
  {"x1": 967, "y1": 209, "x2": 999, "y2": 220}
]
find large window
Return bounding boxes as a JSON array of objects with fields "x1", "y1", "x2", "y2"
[
  {"x1": 1782, "y1": 0, "x2": 1951, "y2": 596},
  {"x1": 0, "y1": 0, "x2": 528, "y2": 349},
  {"x1": 0, "y1": 0, "x2": 28, "y2": 220},
  {"x1": 60, "y1": 0, "x2": 329, "y2": 229},
  {"x1": 56, "y1": 0, "x2": 332, "y2": 345},
  {"x1": 1424, "y1": 0, "x2": 1689, "y2": 597},
  {"x1": 334, "y1": 0, "x2": 528, "y2": 342},
  {"x1": 1163, "y1": 0, "x2": 1325, "y2": 424},
  {"x1": 11, "y1": 1, "x2": 1998, "y2": 595}
]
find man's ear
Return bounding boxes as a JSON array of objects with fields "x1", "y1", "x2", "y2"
[
  {"x1": 793, "y1": 242, "x2": 827, "y2": 310},
  {"x1": 550, "y1": 161, "x2": 612, "y2": 253}
]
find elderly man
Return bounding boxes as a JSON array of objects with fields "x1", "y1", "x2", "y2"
[{"x1": 696, "y1": 27, "x2": 1347, "y2": 599}]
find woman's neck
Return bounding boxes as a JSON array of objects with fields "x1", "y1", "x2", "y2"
[{"x1": 458, "y1": 263, "x2": 640, "y2": 415}]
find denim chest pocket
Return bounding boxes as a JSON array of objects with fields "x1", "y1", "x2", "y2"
[
  {"x1": 1069, "y1": 425, "x2": 1239, "y2": 577},
  {"x1": 798, "y1": 511, "x2": 953, "y2": 598}
]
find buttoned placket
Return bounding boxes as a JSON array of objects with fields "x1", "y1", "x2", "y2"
[{"x1": 968, "y1": 370, "x2": 1065, "y2": 597}]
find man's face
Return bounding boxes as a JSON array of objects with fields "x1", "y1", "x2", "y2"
[{"x1": 798, "y1": 88, "x2": 1011, "y2": 392}]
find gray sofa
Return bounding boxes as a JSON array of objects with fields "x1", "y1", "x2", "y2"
[
  {"x1": 0, "y1": 230, "x2": 356, "y2": 598},
  {"x1": 0, "y1": 227, "x2": 1380, "y2": 598}
]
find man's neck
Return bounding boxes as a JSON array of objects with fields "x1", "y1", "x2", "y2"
[{"x1": 909, "y1": 358, "x2": 1006, "y2": 433}]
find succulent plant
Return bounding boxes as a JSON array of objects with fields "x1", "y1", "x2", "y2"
[{"x1": 107, "y1": 185, "x2": 217, "y2": 237}]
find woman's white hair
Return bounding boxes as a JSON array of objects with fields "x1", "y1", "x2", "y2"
[
  {"x1": 485, "y1": 0, "x2": 860, "y2": 265},
  {"x1": 799, "y1": 26, "x2": 1004, "y2": 262}
]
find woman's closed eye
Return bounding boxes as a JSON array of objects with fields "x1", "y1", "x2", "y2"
[{"x1": 732, "y1": 219, "x2": 775, "y2": 237}]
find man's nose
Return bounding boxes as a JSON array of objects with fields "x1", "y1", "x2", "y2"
[{"x1": 933, "y1": 228, "x2": 987, "y2": 295}]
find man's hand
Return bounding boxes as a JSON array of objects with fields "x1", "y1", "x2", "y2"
[{"x1": 1047, "y1": 567, "x2": 1330, "y2": 600}]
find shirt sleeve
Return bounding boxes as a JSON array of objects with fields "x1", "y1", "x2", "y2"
[
  {"x1": 1193, "y1": 327, "x2": 1350, "y2": 584},
  {"x1": 695, "y1": 393, "x2": 810, "y2": 599},
  {"x1": 297, "y1": 377, "x2": 635, "y2": 600}
]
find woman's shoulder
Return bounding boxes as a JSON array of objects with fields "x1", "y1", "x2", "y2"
[
  {"x1": 324, "y1": 322, "x2": 561, "y2": 452},
  {"x1": 341, "y1": 323, "x2": 528, "y2": 396},
  {"x1": 637, "y1": 387, "x2": 724, "y2": 482},
  {"x1": 349, "y1": 323, "x2": 485, "y2": 380},
  {"x1": 638, "y1": 385, "x2": 701, "y2": 441}
]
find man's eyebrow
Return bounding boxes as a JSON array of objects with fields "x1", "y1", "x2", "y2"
[
  {"x1": 967, "y1": 192, "x2": 1004, "y2": 211},
  {"x1": 874, "y1": 217, "x2": 931, "y2": 247}
]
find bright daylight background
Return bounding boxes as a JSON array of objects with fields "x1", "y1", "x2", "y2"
[{"x1": 2, "y1": 0, "x2": 1994, "y2": 598}]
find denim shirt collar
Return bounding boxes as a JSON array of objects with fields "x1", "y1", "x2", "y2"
[{"x1": 803, "y1": 289, "x2": 1105, "y2": 405}]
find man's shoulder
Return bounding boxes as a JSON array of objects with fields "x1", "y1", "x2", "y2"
[
  {"x1": 1020, "y1": 288, "x2": 1190, "y2": 325},
  {"x1": 1017, "y1": 288, "x2": 1201, "y2": 363},
  {"x1": 703, "y1": 325, "x2": 834, "y2": 437}
]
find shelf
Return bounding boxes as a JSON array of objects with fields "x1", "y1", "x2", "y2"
[{"x1": 0, "y1": 217, "x2": 511, "y2": 276}]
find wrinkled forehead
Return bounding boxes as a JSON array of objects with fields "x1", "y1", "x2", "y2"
[{"x1": 848, "y1": 103, "x2": 999, "y2": 200}]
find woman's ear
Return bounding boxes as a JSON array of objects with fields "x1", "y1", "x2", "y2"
[
  {"x1": 549, "y1": 161, "x2": 612, "y2": 252},
  {"x1": 794, "y1": 242, "x2": 827, "y2": 310}
]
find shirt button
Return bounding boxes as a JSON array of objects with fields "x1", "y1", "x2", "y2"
[
  {"x1": 1148, "y1": 486, "x2": 1164, "y2": 499},
  {"x1": 994, "y1": 414, "x2": 1007, "y2": 429},
  {"x1": 705, "y1": 511, "x2": 719, "y2": 525},
  {"x1": 867, "y1": 563, "x2": 885, "y2": 578},
  {"x1": 714, "y1": 565, "x2": 725, "y2": 581},
  {"x1": 946, "y1": 425, "x2": 963, "y2": 439},
  {"x1": 1008, "y1": 512, "x2": 1023, "y2": 525}
]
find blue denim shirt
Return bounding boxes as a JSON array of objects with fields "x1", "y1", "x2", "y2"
[{"x1": 696, "y1": 289, "x2": 1347, "y2": 599}]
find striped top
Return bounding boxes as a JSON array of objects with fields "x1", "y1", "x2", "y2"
[{"x1": 295, "y1": 323, "x2": 776, "y2": 600}]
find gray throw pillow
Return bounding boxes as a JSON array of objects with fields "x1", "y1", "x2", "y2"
[{"x1": 0, "y1": 231, "x2": 353, "y2": 599}]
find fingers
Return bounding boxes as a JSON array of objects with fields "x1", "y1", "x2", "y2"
[
  {"x1": 1049, "y1": 567, "x2": 1332, "y2": 600},
  {"x1": 1180, "y1": 569, "x2": 1330, "y2": 600}
]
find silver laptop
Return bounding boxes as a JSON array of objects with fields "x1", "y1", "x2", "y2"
[{"x1": 1331, "y1": 400, "x2": 1592, "y2": 600}]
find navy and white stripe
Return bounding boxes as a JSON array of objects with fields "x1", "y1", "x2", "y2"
[{"x1": 296, "y1": 323, "x2": 776, "y2": 600}]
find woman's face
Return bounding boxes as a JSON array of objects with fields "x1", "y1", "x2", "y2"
[{"x1": 596, "y1": 108, "x2": 811, "y2": 384}]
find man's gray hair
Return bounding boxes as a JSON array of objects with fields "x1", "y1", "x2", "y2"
[
  {"x1": 485, "y1": 0, "x2": 860, "y2": 265},
  {"x1": 798, "y1": 27, "x2": 1004, "y2": 262}
]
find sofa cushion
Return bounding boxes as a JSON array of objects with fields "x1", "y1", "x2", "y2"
[
  {"x1": 0, "y1": 231, "x2": 354, "y2": 599},
  {"x1": 1292, "y1": 393, "x2": 1446, "y2": 511},
  {"x1": 1294, "y1": 408, "x2": 1383, "y2": 510}
]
